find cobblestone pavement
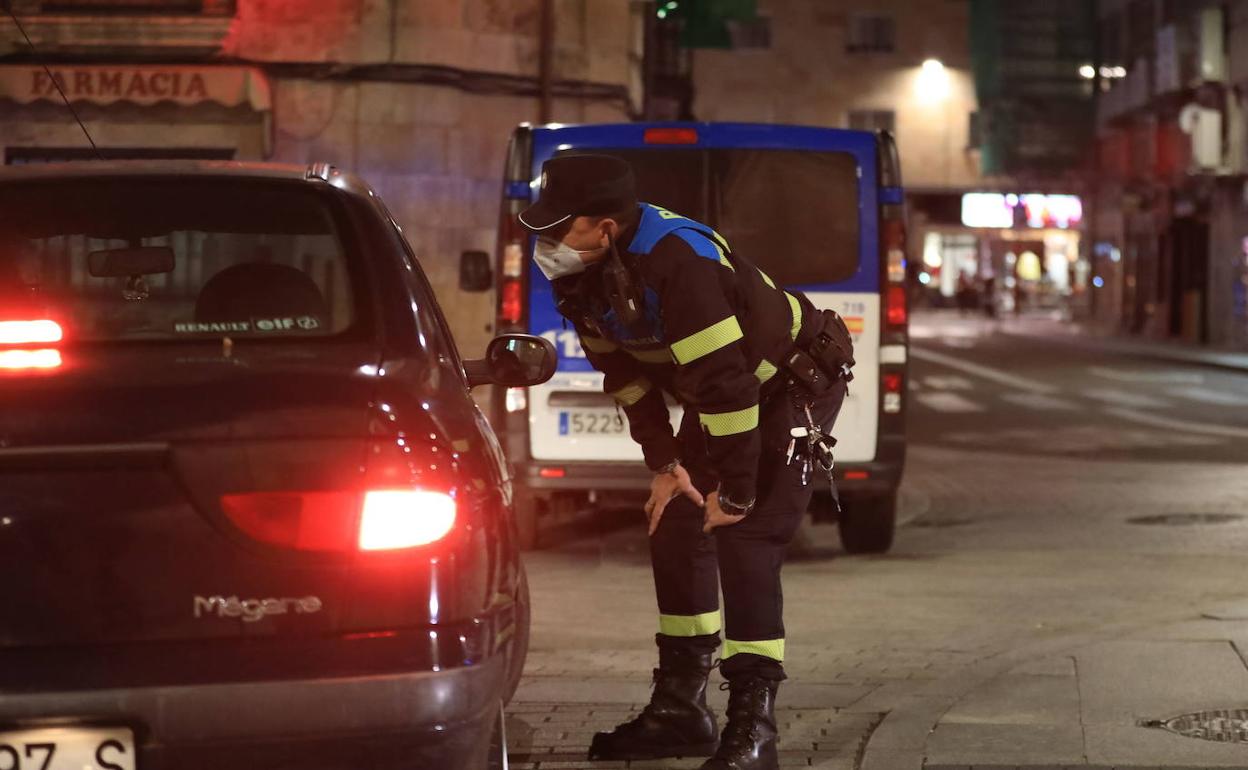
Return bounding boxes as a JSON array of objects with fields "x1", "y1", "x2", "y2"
[{"x1": 511, "y1": 314, "x2": 1248, "y2": 769}]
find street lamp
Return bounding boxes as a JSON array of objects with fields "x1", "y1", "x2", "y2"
[{"x1": 916, "y1": 58, "x2": 951, "y2": 103}]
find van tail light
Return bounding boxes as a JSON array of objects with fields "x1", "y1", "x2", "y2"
[
  {"x1": 496, "y1": 177, "x2": 531, "y2": 331},
  {"x1": 644, "y1": 127, "x2": 699, "y2": 145},
  {"x1": 500, "y1": 279, "x2": 523, "y2": 325},
  {"x1": 886, "y1": 284, "x2": 908, "y2": 328}
]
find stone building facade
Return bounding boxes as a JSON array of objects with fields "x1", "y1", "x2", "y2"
[{"x1": 0, "y1": 0, "x2": 643, "y2": 353}]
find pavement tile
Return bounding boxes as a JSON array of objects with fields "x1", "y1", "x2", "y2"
[
  {"x1": 941, "y1": 673, "x2": 1082, "y2": 726},
  {"x1": 923, "y1": 723, "x2": 1085, "y2": 765},
  {"x1": 1075, "y1": 641, "x2": 1248, "y2": 726},
  {"x1": 858, "y1": 747, "x2": 923, "y2": 770},
  {"x1": 1011, "y1": 656, "x2": 1077, "y2": 677},
  {"x1": 861, "y1": 696, "x2": 955, "y2": 751},
  {"x1": 1083, "y1": 722, "x2": 1248, "y2": 767}
]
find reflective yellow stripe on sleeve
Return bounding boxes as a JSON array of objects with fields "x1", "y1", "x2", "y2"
[
  {"x1": 610, "y1": 377, "x2": 651, "y2": 407},
  {"x1": 698, "y1": 404, "x2": 759, "y2": 436},
  {"x1": 581, "y1": 335, "x2": 618, "y2": 354},
  {"x1": 712, "y1": 240, "x2": 734, "y2": 271},
  {"x1": 671, "y1": 316, "x2": 744, "y2": 365},
  {"x1": 754, "y1": 359, "x2": 778, "y2": 384},
  {"x1": 659, "y1": 611, "x2": 722, "y2": 637},
  {"x1": 785, "y1": 292, "x2": 802, "y2": 341},
  {"x1": 723, "y1": 638, "x2": 785, "y2": 661}
]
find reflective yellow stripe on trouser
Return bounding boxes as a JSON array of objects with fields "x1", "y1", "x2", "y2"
[
  {"x1": 659, "y1": 611, "x2": 723, "y2": 637},
  {"x1": 723, "y1": 638, "x2": 785, "y2": 661},
  {"x1": 699, "y1": 404, "x2": 759, "y2": 436}
]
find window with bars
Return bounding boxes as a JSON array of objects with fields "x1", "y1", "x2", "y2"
[
  {"x1": 846, "y1": 13, "x2": 896, "y2": 54},
  {"x1": 848, "y1": 109, "x2": 896, "y2": 134}
]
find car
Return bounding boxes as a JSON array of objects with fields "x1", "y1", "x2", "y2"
[
  {"x1": 479, "y1": 122, "x2": 910, "y2": 553},
  {"x1": 0, "y1": 160, "x2": 556, "y2": 770}
]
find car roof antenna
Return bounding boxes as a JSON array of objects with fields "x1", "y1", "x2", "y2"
[{"x1": 3, "y1": 0, "x2": 103, "y2": 160}]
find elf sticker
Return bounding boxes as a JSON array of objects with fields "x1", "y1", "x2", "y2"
[{"x1": 253, "y1": 316, "x2": 321, "y2": 332}]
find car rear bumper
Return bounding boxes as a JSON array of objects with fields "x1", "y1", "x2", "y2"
[{"x1": 0, "y1": 655, "x2": 506, "y2": 770}]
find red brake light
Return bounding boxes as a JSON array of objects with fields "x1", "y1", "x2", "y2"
[
  {"x1": 501, "y1": 279, "x2": 523, "y2": 325},
  {"x1": 0, "y1": 319, "x2": 63, "y2": 345},
  {"x1": 884, "y1": 373, "x2": 903, "y2": 393},
  {"x1": 220, "y1": 488, "x2": 457, "y2": 552},
  {"x1": 886, "y1": 284, "x2": 908, "y2": 327},
  {"x1": 538, "y1": 467, "x2": 566, "y2": 479},
  {"x1": 845, "y1": 470, "x2": 870, "y2": 480},
  {"x1": 358, "y1": 489, "x2": 457, "y2": 550},
  {"x1": 644, "y1": 127, "x2": 699, "y2": 145}
]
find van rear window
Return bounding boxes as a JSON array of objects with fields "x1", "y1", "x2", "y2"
[{"x1": 586, "y1": 148, "x2": 862, "y2": 286}]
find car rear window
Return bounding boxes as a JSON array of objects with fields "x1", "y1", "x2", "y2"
[
  {"x1": 583, "y1": 148, "x2": 862, "y2": 287},
  {"x1": 0, "y1": 178, "x2": 358, "y2": 342}
]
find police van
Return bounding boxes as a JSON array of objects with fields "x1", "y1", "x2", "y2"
[{"x1": 486, "y1": 123, "x2": 909, "y2": 552}]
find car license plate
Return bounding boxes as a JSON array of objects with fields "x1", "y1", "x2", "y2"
[
  {"x1": 0, "y1": 727, "x2": 135, "y2": 770},
  {"x1": 558, "y1": 409, "x2": 626, "y2": 436}
]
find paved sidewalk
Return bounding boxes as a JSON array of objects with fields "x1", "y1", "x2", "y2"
[{"x1": 860, "y1": 608, "x2": 1248, "y2": 770}]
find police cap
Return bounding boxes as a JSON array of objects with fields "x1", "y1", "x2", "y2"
[{"x1": 518, "y1": 154, "x2": 636, "y2": 232}]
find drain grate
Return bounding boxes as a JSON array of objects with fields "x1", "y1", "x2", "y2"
[
  {"x1": 1127, "y1": 513, "x2": 1245, "y2": 527},
  {"x1": 1141, "y1": 709, "x2": 1248, "y2": 743}
]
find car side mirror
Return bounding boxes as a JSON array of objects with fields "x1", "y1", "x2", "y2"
[
  {"x1": 464, "y1": 334, "x2": 557, "y2": 389},
  {"x1": 459, "y1": 250, "x2": 493, "y2": 292}
]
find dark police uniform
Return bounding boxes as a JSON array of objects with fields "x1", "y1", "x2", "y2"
[{"x1": 520, "y1": 154, "x2": 852, "y2": 770}]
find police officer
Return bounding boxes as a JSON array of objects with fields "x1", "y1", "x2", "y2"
[{"x1": 519, "y1": 154, "x2": 853, "y2": 770}]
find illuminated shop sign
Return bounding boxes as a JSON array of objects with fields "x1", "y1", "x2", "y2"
[{"x1": 960, "y1": 193, "x2": 1083, "y2": 230}]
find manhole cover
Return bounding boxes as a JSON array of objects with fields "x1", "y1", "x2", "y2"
[
  {"x1": 1141, "y1": 710, "x2": 1248, "y2": 743},
  {"x1": 1127, "y1": 513, "x2": 1245, "y2": 527}
]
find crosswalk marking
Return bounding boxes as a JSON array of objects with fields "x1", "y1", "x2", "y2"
[
  {"x1": 1104, "y1": 407, "x2": 1248, "y2": 440},
  {"x1": 923, "y1": 375, "x2": 975, "y2": 391},
  {"x1": 1165, "y1": 386, "x2": 1248, "y2": 407},
  {"x1": 915, "y1": 392, "x2": 985, "y2": 413},
  {"x1": 911, "y1": 347, "x2": 1059, "y2": 395},
  {"x1": 1000, "y1": 392, "x2": 1079, "y2": 411},
  {"x1": 1088, "y1": 365, "x2": 1204, "y2": 385},
  {"x1": 1081, "y1": 387, "x2": 1171, "y2": 410}
]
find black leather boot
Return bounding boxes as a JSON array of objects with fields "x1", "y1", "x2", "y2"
[
  {"x1": 587, "y1": 636, "x2": 719, "y2": 761},
  {"x1": 699, "y1": 675, "x2": 780, "y2": 770}
]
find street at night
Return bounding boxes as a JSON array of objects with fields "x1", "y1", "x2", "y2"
[
  {"x1": 515, "y1": 312, "x2": 1248, "y2": 768},
  {"x1": 5, "y1": 1, "x2": 1248, "y2": 769}
]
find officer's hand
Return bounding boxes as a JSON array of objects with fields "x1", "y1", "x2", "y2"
[
  {"x1": 702, "y1": 491, "x2": 747, "y2": 534},
  {"x1": 645, "y1": 464, "x2": 704, "y2": 536}
]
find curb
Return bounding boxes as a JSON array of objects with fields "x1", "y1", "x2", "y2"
[{"x1": 997, "y1": 325, "x2": 1248, "y2": 377}]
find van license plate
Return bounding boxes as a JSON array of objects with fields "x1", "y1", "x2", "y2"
[
  {"x1": 0, "y1": 727, "x2": 136, "y2": 770},
  {"x1": 558, "y1": 410, "x2": 626, "y2": 436}
]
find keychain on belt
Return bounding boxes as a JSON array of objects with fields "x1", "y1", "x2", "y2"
[{"x1": 785, "y1": 401, "x2": 840, "y2": 510}]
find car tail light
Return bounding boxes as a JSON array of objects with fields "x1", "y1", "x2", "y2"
[
  {"x1": 845, "y1": 470, "x2": 870, "y2": 480},
  {"x1": 358, "y1": 489, "x2": 456, "y2": 550},
  {"x1": 497, "y1": 186, "x2": 530, "y2": 331},
  {"x1": 538, "y1": 467, "x2": 566, "y2": 479},
  {"x1": 505, "y1": 386, "x2": 528, "y2": 412},
  {"x1": 220, "y1": 488, "x2": 458, "y2": 552},
  {"x1": 0, "y1": 319, "x2": 63, "y2": 345},
  {"x1": 883, "y1": 373, "x2": 903, "y2": 393},
  {"x1": 644, "y1": 127, "x2": 699, "y2": 145},
  {"x1": 0, "y1": 349, "x2": 62, "y2": 370}
]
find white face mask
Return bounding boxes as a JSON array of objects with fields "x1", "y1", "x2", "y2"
[{"x1": 533, "y1": 238, "x2": 604, "y2": 280}]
